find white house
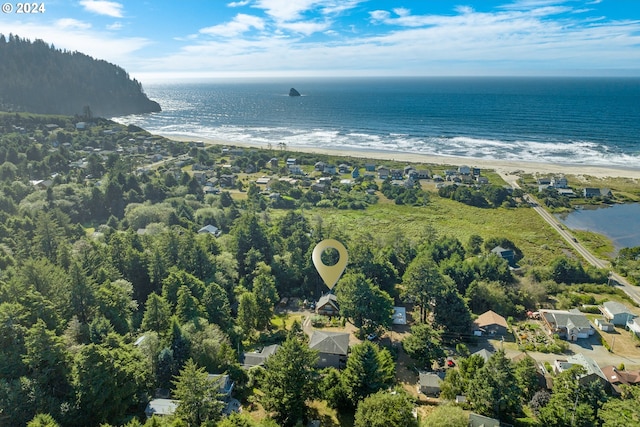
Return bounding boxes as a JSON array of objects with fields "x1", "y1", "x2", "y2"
[{"x1": 601, "y1": 301, "x2": 637, "y2": 326}]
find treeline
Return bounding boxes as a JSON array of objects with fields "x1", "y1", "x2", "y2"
[{"x1": 0, "y1": 34, "x2": 161, "y2": 117}]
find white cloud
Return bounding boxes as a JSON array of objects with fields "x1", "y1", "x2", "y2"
[
  {"x1": 320, "y1": 1, "x2": 368, "y2": 15},
  {"x1": 79, "y1": 1, "x2": 124, "y2": 18},
  {"x1": 0, "y1": 20, "x2": 150, "y2": 67},
  {"x1": 279, "y1": 20, "x2": 331, "y2": 35},
  {"x1": 200, "y1": 14, "x2": 265, "y2": 37},
  {"x1": 228, "y1": 1, "x2": 250, "y2": 6},
  {"x1": 370, "y1": 10, "x2": 390, "y2": 22},
  {"x1": 139, "y1": 1, "x2": 640, "y2": 78},
  {"x1": 56, "y1": 19, "x2": 92, "y2": 30},
  {"x1": 107, "y1": 22, "x2": 123, "y2": 30}
]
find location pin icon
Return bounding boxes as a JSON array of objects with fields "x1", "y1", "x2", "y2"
[{"x1": 312, "y1": 239, "x2": 348, "y2": 290}]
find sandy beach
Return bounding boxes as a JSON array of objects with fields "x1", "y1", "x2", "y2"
[{"x1": 166, "y1": 134, "x2": 640, "y2": 180}]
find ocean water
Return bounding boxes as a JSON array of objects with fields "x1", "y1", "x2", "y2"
[
  {"x1": 557, "y1": 204, "x2": 640, "y2": 251},
  {"x1": 115, "y1": 77, "x2": 640, "y2": 167}
]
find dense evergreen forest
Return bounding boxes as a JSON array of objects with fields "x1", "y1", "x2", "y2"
[
  {"x1": 0, "y1": 35, "x2": 161, "y2": 117},
  {"x1": 0, "y1": 113, "x2": 638, "y2": 427}
]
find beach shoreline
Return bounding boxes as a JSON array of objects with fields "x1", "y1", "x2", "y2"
[{"x1": 164, "y1": 134, "x2": 640, "y2": 180}]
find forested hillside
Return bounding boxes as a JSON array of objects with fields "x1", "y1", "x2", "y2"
[
  {"x1": 0, "y1": 35, "x2": 161, "y2": 117},
  {"x1": 0, "y1": 113, "x2": 636, "y2": 427}
]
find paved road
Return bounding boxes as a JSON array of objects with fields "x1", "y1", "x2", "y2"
[{"x1": 499, "y1": 172, "x2": 640, "y2": 305}]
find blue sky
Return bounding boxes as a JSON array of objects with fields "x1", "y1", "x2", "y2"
[{"x1": 1, "y1": 0, "x2": 639, "y2": 82}]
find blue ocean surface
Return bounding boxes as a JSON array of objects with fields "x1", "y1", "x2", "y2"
[{"x1": 115, "y1": 77, "x2": 640, "y2": 167}]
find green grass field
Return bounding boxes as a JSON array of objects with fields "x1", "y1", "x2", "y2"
[{"x1": 308, "y1": 195, "x2": 574, "y2": 267}]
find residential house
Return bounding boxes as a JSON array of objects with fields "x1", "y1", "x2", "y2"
[
  {"x1": 192, "y1": 171, "x2": 208, "y2": 185},
  {"x1": 269, "y1": 158, "x2": 279, "y2": 169},
  {"x1": 288, "y1": 164, "x2": 303, "y2": 175},
  {"x1": 472, "y1": 349, "x2": 494, "y2": 363},
  {"x1": 314, "y1": 161, "x2": 326, "y2": 171},
  {"x1": 338, "y1": 164, "x2": 350, "y2": 174},
  {"x1": 242, "y1": 344, "x2": 280, "y2": 369},
  {"x1": 309, "y1": 330, "x2": 349, "y2": 368},
  {"x1": 207, "y1": 374, "x2": 235, "y2": 400},
  {"x1": 377, "y1": 166, "x2": 390, "y2": 179},
  {"x1": 473, "y1": 310, "x2": 509, "y2": 336},
  {"x1": 364, "y1": 163, "x2": 376, "y2": 172},
  {"x1": 310, "y1": 183, "x2": 326, "y2": 193},
  {"x1": 403, "y1": 177, "x2": 415, "y2": 189},
  {"x1": 551, "y1": 175, "x2": 568, "y2": 188},
  {"x1": 351, "y1": 167, "x2": 360, "y2": 179},
  {"x1": 316, "y1": 294, "x2": 339, "y2": 316},
  {"x1": 255, "y1": 176, "x2": 272, "y2": 185},
  {"x1": 286, "y1": 158, "x2": 297, "y2": 166},
  {"x1": 469, "y1": 413, "x2": 500, "y2": 427},
  {"x1": 29, "y1": 179, "x2": 53, "y2": 189},
  {"x1": 627, "y1": 317, "x2": 640, "y2": 337},
  {"x1": 557, "y1": 188, "x2": 576, "y2": 197},
  {"x1": 476, "y1": 176, "x2": 489, "y2": 185},
  {"x1": 601, "y1": 301, "x2": 637, "y2": 326},
  {"x1": 554, "y1": 353, "x2": 608, "y2": 388},
  {"x1": 601, "y1": 365, "x2": 640, "y2": 395},
  {"x1": 594, "y1": 318, "x2": 614, "y2": 332},
  {"x1": 583, "y1": 188, "x2": 612, "y2": 198},
  {"x1": 393, "y1": 307, "x2": 407, "y2": 325},
  {"x1": 537, "y1": 177, "x2": 551, "y2": 186},
  {"x1": 219, "y1": 174, "x2": 236, "y2": 188},
  {"x1": 145, "y1": 399, "x2": 178, "y2": 418},
  {"x1": 491, "y1": 246, "x2": 516, "y2": 267},
  {"x1": 198, "y1": 224, "x2": 221, "y2": 237},
  {"x1": 511, "y1": 353, "x2": 552, "y2": 390},
  {"x1": 390, "y1": 169, "x2": 404, "y2": 180},
  {"x1": 418, "y1": 371, "x2": 444, "y2": 396},
  {"x1": 417, "y1": 169, "x2": 431, "y2": 179},
  {"x1": 540, "y1": 309, "x2": 594, "y2": 341},
  {"x1": 323, "y1": 164, "x2": 337, "y2": 175},
  {"x1": 458, "y1": 165, "x2": 471, "y2": 175}
]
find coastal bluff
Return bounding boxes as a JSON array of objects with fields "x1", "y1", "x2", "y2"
[
  {"x1": 289, "y1": 88, "x2": 301, "y2": 96},
  {"x1": 0, "y1": 34, "x2": 161, "y2": 117}
]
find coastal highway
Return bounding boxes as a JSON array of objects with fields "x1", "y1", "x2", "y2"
[{"x1": 499, "y1": 171, "x2": 640, "y2": 305}]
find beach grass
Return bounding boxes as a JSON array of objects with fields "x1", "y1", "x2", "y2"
[
  {"x1": 572, "y1": 229, "x2": 616, "y2": 259},
  {"x1": 308, "y1": 195, "x2": 571, "y2": 267}
]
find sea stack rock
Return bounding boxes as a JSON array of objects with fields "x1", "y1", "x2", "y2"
[{"x1": 289, "y1": 88, "x2": 301, "y2": 97}]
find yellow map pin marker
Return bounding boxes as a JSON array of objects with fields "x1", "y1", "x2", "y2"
[{"x1": 312, "y1": 239, "x2": 348, "y2": 290}]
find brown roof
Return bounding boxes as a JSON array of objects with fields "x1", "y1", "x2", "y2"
[
  {"x1": 474, "y1": 310, "x2": 508, "y2": 329},
  {"x1": 601, "y1": 365, "x2": 640, "y2": 394}
]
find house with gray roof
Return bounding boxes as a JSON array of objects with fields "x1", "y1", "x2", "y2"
[
  {"x1": 600, "y1": 301, "x2": 637, "y2": 326},
  {"x1": 309, "y1": 330, "x2": 349, "y2": 368},
  {"x1": 145, "y1": 399, "x2": 178, "y2": 418},
  {"x1": 469, "y1": 413, "x2": 500, "y2": 427},
  {"x1": 491, "y1": 246, "x2": 516, "y2": 267},
  {"x1": 198, "y1": 224, "x2": 221, "y2": 237},
  {"x1": 315, "y1": 294, "x2": 339, "y2": 317},
  {"x1": 554, "y1": 353, "x2": 608, "y2": 389},
  {"x1": 472, "y1": 348, "x2": 494, "y2": 363},
  {"x1": 540, "y1": 309, "x2": 594, "y2": 341},
  {"x1": 242, "y1": 344, "x2": 280, "y2": 369},
  {"x1": 418, "y1": 371, "x2": 445, "y2": 396}
]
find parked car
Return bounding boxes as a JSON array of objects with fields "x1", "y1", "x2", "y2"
[{"x1": 446, "y1": 359, "x2": 455, "y2": 367}]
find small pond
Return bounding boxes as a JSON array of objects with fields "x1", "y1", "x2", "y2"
[{"x1": 555, "y1": 203, "x2": 640, "y2": 252}]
